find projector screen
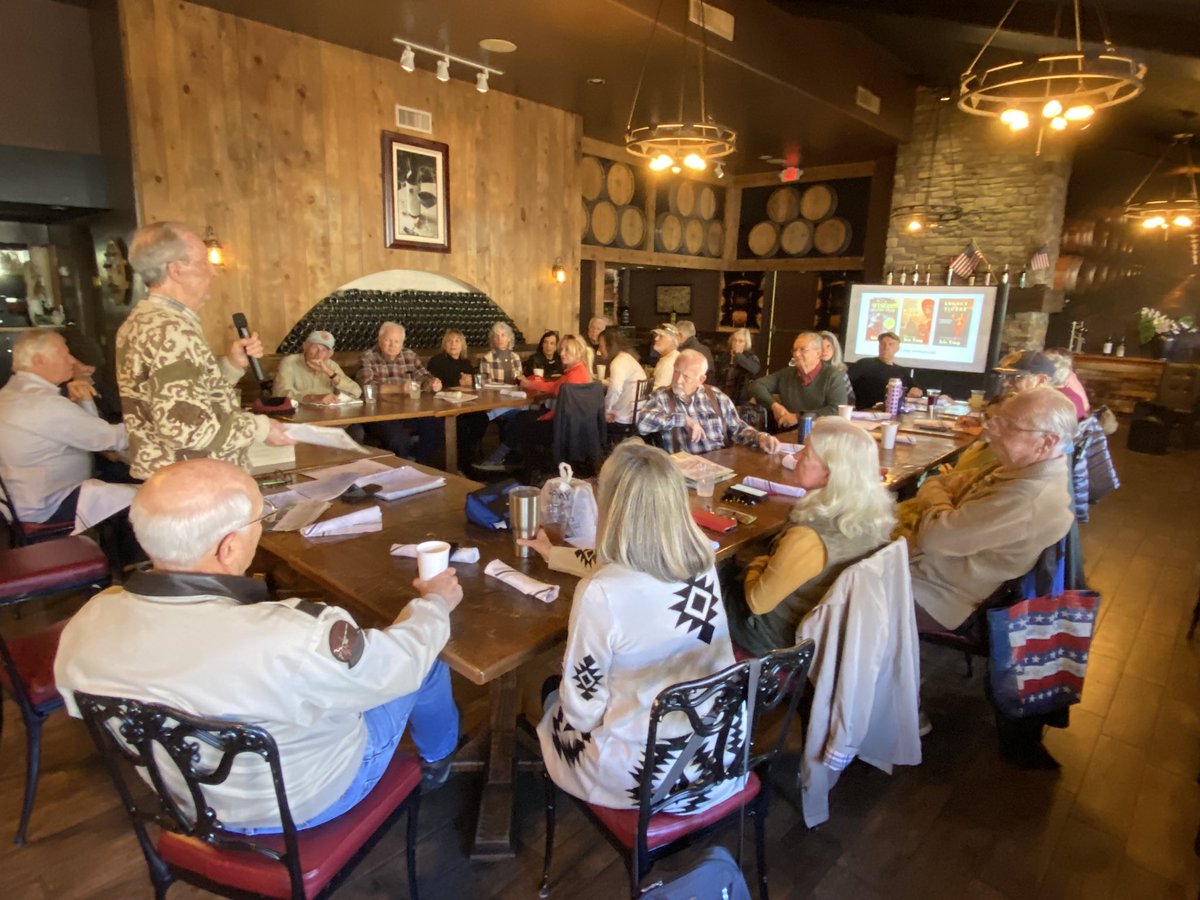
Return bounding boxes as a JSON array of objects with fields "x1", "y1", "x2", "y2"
[{"x1": 842, "y1": 284, "x2": 999, "y2": 374}]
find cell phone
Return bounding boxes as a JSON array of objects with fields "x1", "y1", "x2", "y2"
[{"x1": 722, "y1": 483, "x2": 768, "y2": 506}]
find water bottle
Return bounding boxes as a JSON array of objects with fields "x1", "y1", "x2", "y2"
[
  {"x1": 884, "y1": 378, "x2": 903, "y2": 417},
  {"x1": 799, "y1": 414, "x2": 815, "y2": 442}
]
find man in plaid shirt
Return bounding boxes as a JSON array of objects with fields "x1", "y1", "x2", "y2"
[
  {"x1": 637, "y1": 350, "x2": 780, "y2": 455},
  {"x1": 355, "y1": 322, "x2": 443, "y2": 464}
]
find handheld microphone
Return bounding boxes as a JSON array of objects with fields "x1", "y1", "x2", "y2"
[{"x1": 231, "y1": 312, "x2": 266, "y2": 384}]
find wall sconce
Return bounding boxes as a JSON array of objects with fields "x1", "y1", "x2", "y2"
[
  {"x1": 203, "y1": 226, "x2": 225, "y2": 267},
  {"x1": 551, "y1": 258, "x2": 567, "y2": 284}
]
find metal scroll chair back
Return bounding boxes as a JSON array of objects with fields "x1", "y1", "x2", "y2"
[
  {"x1": 0, "y1": 470, "x2": 73, "y2": 547},
  {"x1": 74, "y1": 693, "x2": 307, "y2": 898},
  {"x1": 629, "y1": 378, "x2": 653, "y2": 427}
]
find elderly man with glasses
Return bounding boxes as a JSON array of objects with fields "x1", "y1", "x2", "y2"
[
  {"x1": 904, "y1": 387, "x2": 1076, "y2": 634},
  {"x1": 55, "y1": 458, "x2": 463, "y2": 833},
  {"x1": 750, "y1": 331, "x2": 850, "y2": 430}
]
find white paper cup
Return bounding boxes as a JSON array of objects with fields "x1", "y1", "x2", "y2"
[
  {"x1": 447, "y1": 389, "x2": 462, "y2": 400},
  {"x1": 838, "y1": 404, "x2": 854, "y2": 420},
  {"x1": 533, "y1": 367, "x2": 544, "y2": 378},
  {"x1": 416, "y1": 540, "x2": 451, "y2": 579},
  {"x1": 596, "y1": 364, "x2": 607, "y2": 380},
  {"x1": 881, "y1": 421, "x2": 899, "y2": 450}
]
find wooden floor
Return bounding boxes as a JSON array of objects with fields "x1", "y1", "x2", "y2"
[{"x1": 2, "y1": 429, "x2": 1198, "y2": 899}]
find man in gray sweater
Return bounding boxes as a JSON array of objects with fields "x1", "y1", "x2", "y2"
[{"x1": 750, "y1": 331, "x2": 850, "y2": 428}]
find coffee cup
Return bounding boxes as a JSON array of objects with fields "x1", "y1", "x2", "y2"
[
  {"x1": 596, "y1": 364, "x2": 607, "y2": 380},
  {"x1": 881, "y1": 421, "x2": 899, "y2": 450},
  {"x1": 509, "y1": 486, "x2": 541, "y2": 557},
  {"x1": 416, "y1": 540, "x2": 451, "y2": 579},
  {"x1": 838, "y1": 404, "x2": 854, "y2": 420}
]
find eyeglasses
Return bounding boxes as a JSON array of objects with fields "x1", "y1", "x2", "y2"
[{"x1": 245, "y1": 496, "x2": 282, "y2": 529}]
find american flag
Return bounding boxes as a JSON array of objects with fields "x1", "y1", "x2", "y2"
[
  {"x1": 1029, "y1": 245, "x2": 1051, "y2": 272},
  {"x1": 949, "y1": 242, "x2": 981, "y2": 278}
]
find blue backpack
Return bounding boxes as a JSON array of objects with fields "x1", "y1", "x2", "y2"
[{"x1": 464, "y1": 478, "x2": 520, "y2": 530}]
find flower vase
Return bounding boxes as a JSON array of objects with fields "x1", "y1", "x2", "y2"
[{"x1": 1152, "y1": 335, "x2": 1177, "y2": 360}]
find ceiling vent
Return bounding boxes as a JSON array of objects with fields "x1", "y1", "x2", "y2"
[
  {"x1": 395, "y1": 104, "x2": 433, "y2": 134},
  {"x1": 855, "y1": 86, "x2": 881, "y2": 115},
  {"x1": 688, "y1": 1, "x2": 734, "y2": 41}
]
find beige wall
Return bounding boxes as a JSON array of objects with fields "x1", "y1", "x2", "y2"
[{"x1": 119, "y1": 0, "x2": 582, "y2": 350}]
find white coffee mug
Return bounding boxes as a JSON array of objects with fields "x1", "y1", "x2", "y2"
[
  {"x1": 838, "y1": 404, "x2": 854, "y2": 420},
  {"x1": 881, "y1": 421, "x2": 899, "y2": 450},
  {"x1": 416, "y1": 540, "x2": 451, "y2": 579}
]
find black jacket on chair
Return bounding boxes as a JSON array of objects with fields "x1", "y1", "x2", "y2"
[{"x1": 553, "y1": 382, "x2": 607, "y2": 471}]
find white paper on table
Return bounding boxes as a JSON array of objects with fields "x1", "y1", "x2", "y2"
[
  {"x1": 850, "y1": 419, "x2": 882, "y2": 431},
  {"x1": 390, "y1": 543, "x2": 481, "y2": 564},
  {"x1": 283, "y1": 423, "x2": 371, "y2": 453},
  {"x1": 742, "y1": 476, "x2": 806, "y2": 498},
  {"x1": 306, "y1": 459, "x2": 392, "y2": 482},
  {"x1": 774, "y1": 442, "x2": 803, "y2": 455},
  {"x1": 272, "y1": 499, "x2": 332, "y2": 532},
  {"x1": 500, "y1": 389, "x2": 527, "y2": 399},
  {"x1": 299, "y1": 394, "x2": 363, "y2": 408},
  {"x1": 852, "y1": 410, "x2": 892, "y2": 421},
  {"x1": 301, "y1": 506, "x2": 382, "y2": 538},
  {"x1": 294, "y1": 471, "x2": 372, "y2": 502},
  {"x1": 484, "y1": 559, "x2": 560, "y2": 603},
  {"x1": 434, "y1": 391, "x2": 478, "y2": 404},
  {"x1": 484, "y1": 382, "x2": 509, "y2": 390},
  {"x1": 369, "y1": 466, "x2": 446, "y2": 501},
  {"x1": 72, "y1": 479, "x2": 138, "y2": 534}
]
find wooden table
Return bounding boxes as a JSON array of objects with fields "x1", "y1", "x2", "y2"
[
  {"x1": 275, "y1": 388, "x2": 529, "y2": 470},
  {"x1": 249, "y1": 442, "x2": 392, "y2": 479}
]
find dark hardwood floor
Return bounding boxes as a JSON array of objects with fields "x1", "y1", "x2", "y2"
[{"x1": 1, "y1": 429, "x2": 1197, "y2": 899}]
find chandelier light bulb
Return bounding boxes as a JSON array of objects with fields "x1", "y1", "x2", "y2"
[
  {"x1": 649, "y1": 154, "x2": 674, "y2": 171},
  {"x1": 400, "y1": 45, "x2": 415, "y2": 72},
  {"x1": 1173, "y1": 215, "x2": 1193, "y2": 228},
  {"x1": 1050, "y1": 115, "x2": 1068, "y2": 131},
  {"x1": 1042, "y1": 99, "x2": 1064, "y2": 119},
  {"x1": 683, "y1": 153, "x2": 706, "y2": 171},
  {"x1": 1064, "y1": 104, "x2": 1094, "y2": 121},
  {"x1": 436, "y1": 57, "x2": 450, "y2": 82},
  {"x1": 475, "y1": 70, "x2": 489, "y2": 93},
  {"x1": 1144, "y1": 216, "x2": 1166, "y2": 228},
  {"x1": 907, "y1": 218, "x2": 923, "y2": 232},
  {"x1": 671, "y1": 164, "x2": 682, "y2": 174},
  {"x1": 1000, "y1": 108, "x2": 1030, "y2": 131}
]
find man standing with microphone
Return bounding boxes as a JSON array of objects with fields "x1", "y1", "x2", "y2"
[{"x1": 117, "y1": 221, "x2": 294, "y2": 480}]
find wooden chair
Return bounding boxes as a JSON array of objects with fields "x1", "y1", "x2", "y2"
[
  {"x1": 0, "y1": 535, "x2": 111, "y2": 844},
  {"x1": 0, "y1": 471, "x2": 74, "y2": 548},
  {"x1": 605, "y1": 378, "x2": 651, "y2": 447},
  {"x1": 74, "y1": 693, "x2": 422, "y2": 900},
  {"x1": 538, "y1": 642, "x2": 815, "y2": 900}
]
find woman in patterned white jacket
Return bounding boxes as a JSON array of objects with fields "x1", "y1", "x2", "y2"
[{"x1": 534, "y1": 440, "x2": 744, "y2": 813}]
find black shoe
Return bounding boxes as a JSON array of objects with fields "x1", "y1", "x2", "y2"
[{"x1": 420, "y1": 753, "x2": 454, "y2": 791}]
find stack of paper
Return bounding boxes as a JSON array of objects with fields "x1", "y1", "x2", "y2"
[
  {"x1": 670, "y1": 452, "x2": 736, "y2": 486},
  {"x1": 369, "y1": 466, "x2": 446, "y2": 501}
]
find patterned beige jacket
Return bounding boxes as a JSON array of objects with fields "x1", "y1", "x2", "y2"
[{"x1": 116, "y1": 295, "x2": 269, "y2": 479}]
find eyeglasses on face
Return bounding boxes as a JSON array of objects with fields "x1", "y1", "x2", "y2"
[{"x1": 245, "y1": 496, "x2": 282, "y2": 529}]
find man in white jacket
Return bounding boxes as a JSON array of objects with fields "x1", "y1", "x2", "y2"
[{"x1": 55, "y1": 458, "x2": 462, "y2": 833}]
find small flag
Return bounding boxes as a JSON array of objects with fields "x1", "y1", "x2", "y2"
[
  {"x1": 1029, "y1": 245, "x2": 1051, "y2": 272},
  {"x1": 949, "y1": 242, "x2": 981, "y2": 278}
]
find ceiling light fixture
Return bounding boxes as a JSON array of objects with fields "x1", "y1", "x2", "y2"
[
  {"x1": 623, "y1": 0, "x2": 735, "y2": 173},
  {"x1": 958, "y1": 0, "x2": 1145, "y2": 140},
  {"x1": 1124, "y1": 129, "x2": 1200, "y2": 235},
  {"x1": 390, "y1": 37, "x2": 503, "y2": 91},
  {"x1": 891, "y1": 93, "x2": 965, "y2": 235}
]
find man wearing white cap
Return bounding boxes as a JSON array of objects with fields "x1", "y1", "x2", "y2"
[
  {"x1": 273, "y1": 331, "x2": 362, "y2": 405},
  {"x1": 650, "y1": 323, "x2": 682, "y2": 390}
]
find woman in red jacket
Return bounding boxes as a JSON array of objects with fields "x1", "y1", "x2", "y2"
[{"x1": 507, "y1": 334, "x2": 593, "y2": 461}]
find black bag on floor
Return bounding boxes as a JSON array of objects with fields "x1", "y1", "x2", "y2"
[
  {"x1": 640, "y1": 846, "x2": 751, "y2": 900},
  {"x1": 1126, "y1": 404, "x2": 1169, "y2": 455}
]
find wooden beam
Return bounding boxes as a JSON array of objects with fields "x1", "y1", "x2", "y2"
[
  {"x1": 581, "y1": 243, "x2": 728, "y2": 271},
  {"x1": 732, "y1": 161, "x2": 877, "y2": 189},
  {"x1": 731, "y1": 256, "x2": 865, "y2": 272}
]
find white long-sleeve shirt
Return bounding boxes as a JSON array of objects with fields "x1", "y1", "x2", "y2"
[
  {"x1": 604, "y1": 351, "x2": 645, "y2": 425},
  {"x1": 0, "y1": 371, "x2": 127, "y2": 522}
]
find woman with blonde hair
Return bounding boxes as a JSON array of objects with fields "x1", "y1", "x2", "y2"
[
  {"x1": 507, "y1": 334, "x2": 593, "y2": 462},
  {"x1": 427, "y1": 328, "x2": 486, "y2": 468},
  {"x1": 727, "y1": 417, "x2": 896, "y2": 655},
  {"x1": 535, "y1": 440, "x2": 744, "y2": 812}
]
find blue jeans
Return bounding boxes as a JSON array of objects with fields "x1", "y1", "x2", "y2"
[{"x1": 232, "y1": 660, "x2": 458, "y2": 834}]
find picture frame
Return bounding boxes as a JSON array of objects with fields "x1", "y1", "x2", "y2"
[
  {"x1": 382, "y1": 131, "x2": 451, "y2": 253},
  {"x1": 655, "y1": 284, "x2": 692, "y2": 315}
]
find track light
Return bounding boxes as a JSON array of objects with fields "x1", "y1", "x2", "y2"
[
  {"x1": 476, "y1": 70, "x2": 489, "y2": 93},
  {"x1": 436, "y1": 57, "x2": 450, "y2": 82},
  {"x1": 714, "y1": 163, "x2": 725, "y2": 179},
  {"x1": 400, "y1": 45, "x2": 415, "y2": 72}
]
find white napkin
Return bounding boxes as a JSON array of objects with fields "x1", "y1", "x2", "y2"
[
  {"x1": 301, "y1": 506, "x2": 382, "y2": 537},
  {"x1": 781, "y1": 454, "x2": 798, "y2": 471},
  {"x1": 435, "y1": 391, "x2": 478, "y2": 404},
  {"x1": 774, "y1": 442, "x2": 803, "y2": 455},
  {"x1": 742, "y1": 476, "x2": 806, "y2": 498},
  {"x1": 501, "y1": 389, "x2": 527, "y2": 399},
  {"x1": 391, "y1": 543, "x2": 481, "y2": 563},
  {"x1": 484, "y1": 559, "x2": 560, "y2": 603}
]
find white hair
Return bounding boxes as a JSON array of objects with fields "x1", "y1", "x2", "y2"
[
  {"x1": 728, "y1": 328, "x2": 753, "y2": 351},
  {"x1": 12, "y1": 328, "x2": 64, "y2": 370},
  {"x1": 128, "y1": 221, "x2": 193, "y2": 288},
  {"x1": 1007, "y1": 387, "x2": 1077, "y2": 448},
  {"x1": 489, "y1": 321, "x2": 515, "y2": 349},
  {"x1": 789, "y1": 418, "x2": 896, "y2": 541},
  {"x1": 677, "y1": 347, "x2": 709, "y2": 375},
  {"x1": 676, "y1": 320, "x2": 697, "y2": 339},
  {"x1": 378, "y1": 321, "x2": 405, "y2": 339},
  {"x1": 129, "y1": 488, "x2": 254, "y2": 568},
  {"x1": 819, "y1": 331, "x2": 845, "y2": 370}
]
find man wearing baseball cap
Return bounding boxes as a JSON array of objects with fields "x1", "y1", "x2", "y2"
[
  {"x1": 650, "y1": 323, "x2": 682, "y2": 390},
  {"x1": 273, "y1": 330, "x2": 362, "y2": 405},
  {"x1": 992, "y1": 350, "x2": 1055, "y2": 391}
]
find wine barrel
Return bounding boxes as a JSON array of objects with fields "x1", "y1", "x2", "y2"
[
  {"x1": 684, "y1": 218, "x2": 705, "y2": 256},
  {"x1": 1053, "y1": 255, "x2": 1083, "y2": 292},
  {"x1": 606, "y1": 162, "x2": 635, "y2": 206},
  {"x1": 1076, "y1": 261, "x2": 1096, "y2": 293},
  {"x1": 799, "y1": 183, "x2": 837, "y2": 221},
  {"x1": 668, "y1": 181, "x2": 696, "y2": 217},
  {"x1": 813, "y1": 217, "x2": 852, "y2": 255},
  {"x1": 766, "y1": 187, "x2": 800, "y2": 223},
  {"x1": 748, "y1": 221, "x2": 780, "y2": 257},
  {"x1": 588, "y1": 200, "x2": 617, "y2": 245},
  {"x1": 655, "y1": 212, "x2": 684, "y2": 253},
  {"x1": 780, "y1": 219, "x2": 814, "y2": 256},
  {"x1": 698, "y1": 185, "x2": 718, "y2": 220},
  {"x1": 616, "y1": 205, "x2": 646, "y2": 249},
  {"x1": 705, "y1": 220, "x2": 725, "y2": 257},
  {"x1": 580, "y1": 157, "x2": 605, "y2": 202}
]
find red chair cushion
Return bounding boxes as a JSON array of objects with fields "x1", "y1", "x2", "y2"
[
  {"x1": 0, "y1": 537, "x2": 109, "y2": 603},
  {"x1": 19, "y1": 520, "x2": 74, "y2": 543},
  {"x1": 157, "y1": 751, "x2": 421, "y2": 899},
  {"x1": 587, "y1": 772, "x2": 761, "y2": 852},
  {"x1": 0, "y1": 619, "x2": 69, "y2": 709}
]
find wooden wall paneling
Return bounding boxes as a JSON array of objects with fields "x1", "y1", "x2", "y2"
[
  {"x1": 723, "y1": 185, "x2": 742, "y2": 261},
  {"x1": 295, "y1": 33, "x2": 333, "y2": 318},
  {"x1": 119, "y1": 0, "x2": 168, "y2": 220},
  {"x1": 214, "y1": 7, "x2": 253, "y2": 339}
]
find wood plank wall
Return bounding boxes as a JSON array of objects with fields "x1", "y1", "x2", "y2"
[{"x1": 118, "y1": 0, "x2": 582, "y2": 351}]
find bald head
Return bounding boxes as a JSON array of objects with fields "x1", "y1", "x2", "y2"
[{"x1": 130, "y1": 459, "x2": 261, "y2": 571}]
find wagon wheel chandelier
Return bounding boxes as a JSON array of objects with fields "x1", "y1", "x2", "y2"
[
  {"x1": 624, "y1": 0, "x2": 736, "y2": 173},
  {"x1": 892, "y1": 93, "x2": 965, "y2": 234},
  {"x1": 958, "y1": 0, "x2": 1145, "y2": 139},
  {"x1": 1124, "y1": 130, "x2": 1200, "y2": 233}
]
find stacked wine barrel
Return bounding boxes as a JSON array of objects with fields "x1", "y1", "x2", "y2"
[
  {"x1": 580, "y1": 156, "x2": 647, "y2": 250},
  {"x1": 747, "y1": 182, "x2": 852, "y2": 258},
  {"x1": 654, "y1": 179, "x2": 725, "y2": 257},
  {"x1": 1053, "y1": 217, "x2": 1138, "y2": 296}
]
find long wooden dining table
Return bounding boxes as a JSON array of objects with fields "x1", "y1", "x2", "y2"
[{"x1": 253, "y1": 422, "x2": 973, "y2": 859}]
